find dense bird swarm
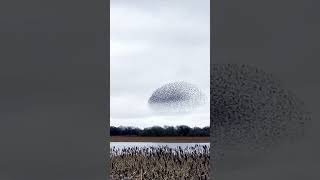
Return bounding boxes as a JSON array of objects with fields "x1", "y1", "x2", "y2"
[
  {"x1": 110, "y1": 145, "x2": 210, "y2": 180},
  {"x1": 148, "y1": 81, "x2": 206, "y2": 113},
  {"x1": 210, "y1": 64, "x2": 311, "y2": 162}
]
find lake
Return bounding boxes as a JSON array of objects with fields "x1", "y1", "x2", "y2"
[{"x1": 110, "y1": 142, "x2": 210, "y2": 149}]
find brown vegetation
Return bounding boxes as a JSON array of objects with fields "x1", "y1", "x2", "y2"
[{"x1": 110, "y1": 145, "x2": 210, "y2": 180}]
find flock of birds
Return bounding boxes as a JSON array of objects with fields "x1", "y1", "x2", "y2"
[
  {"x1": 148, "y1": 81, "x2": 207, "y2": 113},
  {"x1": 210, "y1": 64, "x2": 311, "y2": 171}
]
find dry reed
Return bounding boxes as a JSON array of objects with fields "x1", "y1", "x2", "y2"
[{"x1": 110, "y1": 145, "x2": 209, "y2": 180}]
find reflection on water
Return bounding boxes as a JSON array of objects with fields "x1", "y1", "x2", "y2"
[{"x1": 111, "y1": 142, "x2": 210, "y2": 149}]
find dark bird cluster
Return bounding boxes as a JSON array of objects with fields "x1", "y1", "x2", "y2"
[
  {"x1": 210, "y1": 64, "x2": 311, "y2": 170},
  {"x1": 148, "y1": 81, "x2": 206, "y2": 113}
]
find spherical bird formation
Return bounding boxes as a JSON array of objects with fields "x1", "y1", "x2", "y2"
[
  {"x1": 148, "y1": 81, "x2": 206, "y2": 113},
  {"x1": 210, "y1": 64, "x2": 311, "y2": 172}
]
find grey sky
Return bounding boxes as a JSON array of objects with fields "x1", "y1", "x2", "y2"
[{"x1": 111, "y1": 0, "x2": 210, "y2": 128}]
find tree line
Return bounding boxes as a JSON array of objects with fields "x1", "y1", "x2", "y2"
[{"x1": 110, "y1": 125, "x2": 209, "y2": 137}]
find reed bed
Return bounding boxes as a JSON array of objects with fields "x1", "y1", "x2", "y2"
[{"x1": 110, "y1": 145, "x2": 210, "y2": 180}]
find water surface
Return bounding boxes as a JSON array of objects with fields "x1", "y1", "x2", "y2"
[{"x1": 111, "y1": 142, "x2": 210, "y2": 149}]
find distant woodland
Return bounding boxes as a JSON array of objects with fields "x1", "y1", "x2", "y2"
[{"x1": 110, "y1": 125, "x2": 210, "y2": 137}]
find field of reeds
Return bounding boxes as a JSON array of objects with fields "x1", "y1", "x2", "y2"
[{"x1": 110, "y1": 145, "x2": 210, "y2": 180}]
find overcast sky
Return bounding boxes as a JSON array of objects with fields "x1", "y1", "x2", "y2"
[{"x1": 110, "y1": 0, "x2": 210, "y2": 128}]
